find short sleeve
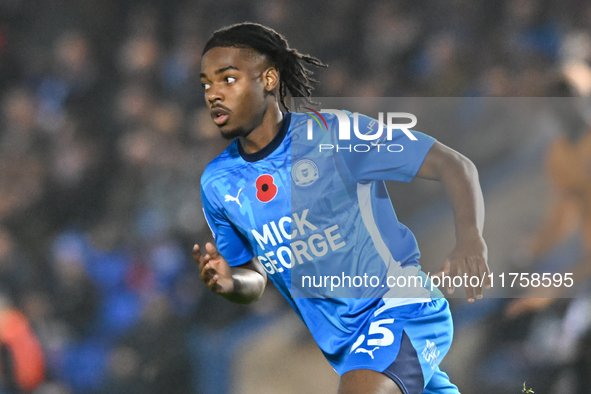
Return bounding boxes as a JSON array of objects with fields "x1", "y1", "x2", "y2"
[
  {"x1": 201, "y1": 185, "x2": 254, "y2": 267},
  {"x1": 340, "y1": 113, "x2": 436, "y2": 183}
]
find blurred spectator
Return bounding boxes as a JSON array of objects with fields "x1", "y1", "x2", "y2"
[
  {"x1": 0, "y1": 292, "x2": 45, "y2": 393},
  {"x1": 0, "y1": 227, "x2": 38, "y2": 305},
  {"x1": 102, "y1": 345, "x2": 143, "y2": 394},
  {"x1": 0, "y1": 89, "x2": 47, "y2": 222},
  {"x1": 49, "y1": 232, "x2": 98, "y2": 339},
  {"x1": 113, "y1": 295, "x2": 191, "y2": 394}
]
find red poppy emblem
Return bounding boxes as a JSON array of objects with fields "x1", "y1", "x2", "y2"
[{"x1": 256, "y1": 174, "x2": 278, "y2": 203}]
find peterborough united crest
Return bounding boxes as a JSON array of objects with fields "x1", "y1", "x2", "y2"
[{"x1": 292, "y1": 159, "x2": 319, "y2": 187}]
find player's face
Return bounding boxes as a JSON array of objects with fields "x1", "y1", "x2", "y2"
[{"x1": 200, "y1": 47, "x2": 271, "y2": 139}]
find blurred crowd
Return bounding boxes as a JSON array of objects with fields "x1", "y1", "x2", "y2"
[{"x1": 0, "y1": 0, "x2": 590, "y2": 393}]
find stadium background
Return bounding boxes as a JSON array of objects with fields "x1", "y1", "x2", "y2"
[{"x1": 0, "y1": 0, "x2": 590, "y2": 393}]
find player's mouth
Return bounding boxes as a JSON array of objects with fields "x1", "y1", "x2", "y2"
[{"x1": 211, "y1": 106, "x2": 231, "y2": 126}]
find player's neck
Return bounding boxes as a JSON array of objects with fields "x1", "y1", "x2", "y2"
[{"x1": 238, "y1": 104, "x2": 283, "y2": 154}]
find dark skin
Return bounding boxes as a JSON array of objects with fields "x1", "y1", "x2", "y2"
[
  {"x1": 195, "y1": 46, "x2": 490, "y2": 393},
  {"x1": 199, "y1": 46, "x2": 283, "y2": 151},
  {"x1": 196, "y1": 46, "x2": 280, "y2": 304}
]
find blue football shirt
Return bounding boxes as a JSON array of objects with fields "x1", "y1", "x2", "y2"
[{"x1": 201, "y1": 111, "x2": 443, "y2": 370}]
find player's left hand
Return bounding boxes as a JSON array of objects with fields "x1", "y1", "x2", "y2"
[{"x1": 433, "y1": 232, "x2": 490, "y2": 302}]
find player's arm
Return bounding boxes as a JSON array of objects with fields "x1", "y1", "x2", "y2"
[
  {"x1": 193, "y1": 242, "x2": 267, "y2": 304},
  {"x1": 416, "y1": 141, "x2": 491, "y2": 302}
]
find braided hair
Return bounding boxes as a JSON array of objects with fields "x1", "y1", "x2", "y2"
[{"x1": 202, "y1": 22, "x2": 327, "y2": 111}]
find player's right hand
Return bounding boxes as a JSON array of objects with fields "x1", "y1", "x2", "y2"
[{"x1": 193, "y1": 242, "x2": 235, "y2": 295}]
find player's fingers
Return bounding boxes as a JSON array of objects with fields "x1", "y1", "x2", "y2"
[
  {"x1": 200, "y1": 263, "x2": 219, "y2": 288},
  {"x1": 199, "y1": 261, "x2": 211, "y2": 281},
  {"x1": 206, "y1": 273, "x2": 220, "y2": 289},
  {"x1": 211, "y1": 276, "x2": 224, "y2": 293},
  {"x1": 205, "y1": 242, "x2": 220, "y2": 258},
  {"x1": 471, "y1": 257, "x2": 484, "y2": 300},
  {"x1": 448, "y1": 258, "x2": 461, "y2": 294},
  {"x1": 467, "y1": 256, "x2": 481, "y2": 302},
  {"x1": 193, "y1": 244, "x2": 202, "y2": 262},
  {"x1": 462, "y1": 258, "x2": 475, "y2": 302},
  {"x1": 193, "y1": 244, "x2": 211, "y2": 269},
  {"x1": 478, "y1": 257, "x2": 491, "y2": 289}
]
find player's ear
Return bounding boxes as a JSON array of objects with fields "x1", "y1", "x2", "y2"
[{"x1": 263, "y1": 67, "x2": 279, "y2": 92}]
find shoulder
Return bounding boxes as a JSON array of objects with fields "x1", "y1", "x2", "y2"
[
  {"x1": 201, "y1": 141, "x2": 242, "y2": 188},
  {"x1": 288, "y1": 111, "x2": 309, "y2": 130}
]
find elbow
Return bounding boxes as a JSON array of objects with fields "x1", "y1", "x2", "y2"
[
  {"x1": 224, "y1": 280, "x2": 265, "y2": 305},
  {"x1": 446, "y1": 150, "x2": 478, "y2": 181},
  {"x1": 250, "y1": 288, "x2": 266, "y2": 304},
  {"x1": 243, "y1": 276, "x2": 267, "y2": 304},
  {"x1": 459, "y1": 154, "x2": 478, "y2": 180},
  {"x1": 229, "y1": 265, "x2": 267, "y2": 305}
]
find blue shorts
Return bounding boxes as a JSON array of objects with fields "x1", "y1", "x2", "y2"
[{"x1": 339, "y1": 298, "x2": 459, "y2": 394}]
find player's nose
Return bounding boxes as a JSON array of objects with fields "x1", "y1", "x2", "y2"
[{"x1": 206, "y1": 84, "x2": 224, "y2": 105}]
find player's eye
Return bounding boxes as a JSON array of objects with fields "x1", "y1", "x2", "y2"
[
  {"x1": 225, "y1": 76, "x2": 236, "y2": 84},
  {"x1": 201, "y1": 82, "x2": 211, "y2": 90}
]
